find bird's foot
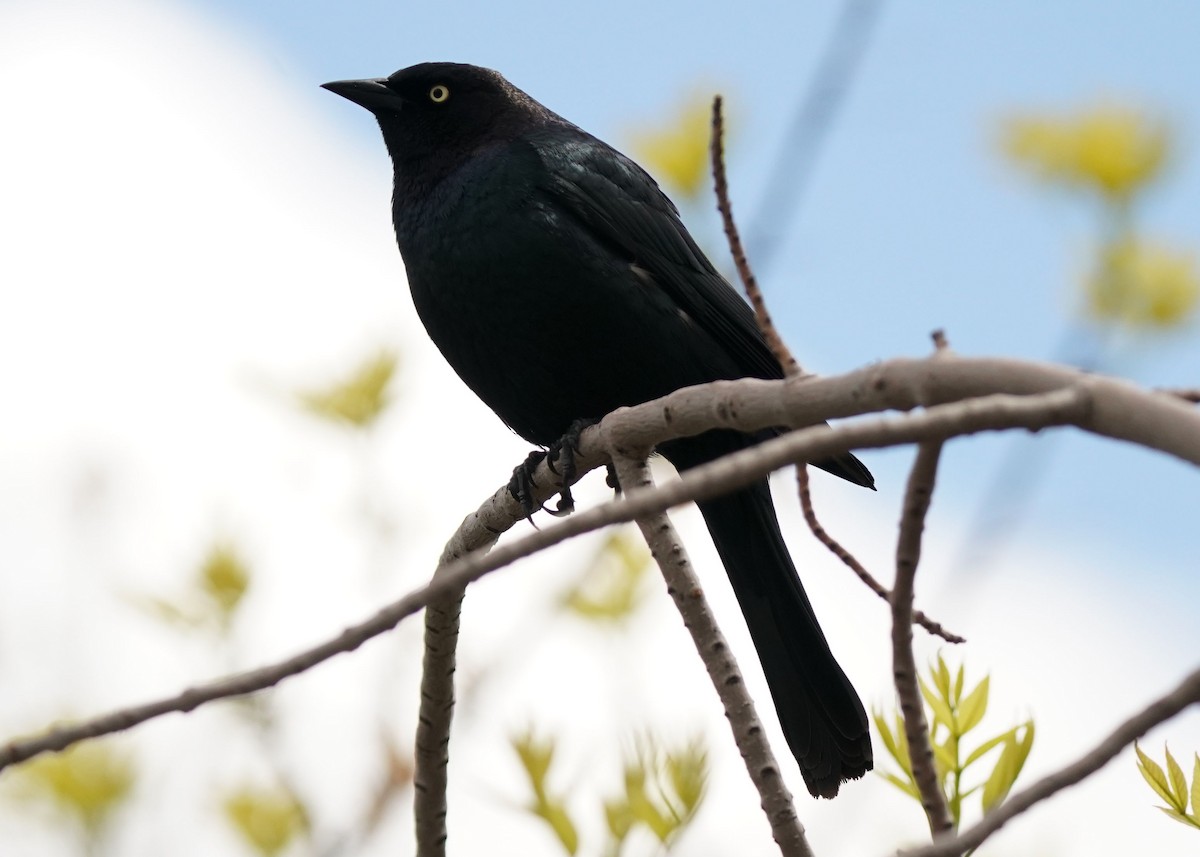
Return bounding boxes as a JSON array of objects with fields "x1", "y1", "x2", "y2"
[
  {"x1": 508, "y1": 450, "x2": 551, "y2": 526},
  {"x1": 604, "y1": 462, "x2": 621, "y2": 495},
  {"x1": 543, "y1": 418, "x2": 598, "y2": 516}
]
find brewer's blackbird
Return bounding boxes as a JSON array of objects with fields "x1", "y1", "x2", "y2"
[{"x1": 323, "y1": 62, "x2": 872, "y2": 798}]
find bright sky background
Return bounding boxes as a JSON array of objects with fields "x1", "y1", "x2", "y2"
[{"x1": 1, "y1": 0, "x2": 1198, "y2": 855}]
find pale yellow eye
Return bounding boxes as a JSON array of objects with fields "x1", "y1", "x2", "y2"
[{"x1": 429, "y1": 84, "x2": 450, "y2": 103}]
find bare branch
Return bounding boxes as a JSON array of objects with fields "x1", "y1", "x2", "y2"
[
  {"x1": 612, "y1": 455, "x2": 813, "y2": 857},
  {"x1": 891, "y1": 442, "x2": 953, "y2": 835},
  {"x1": 897, "y1": 664, "x2": 1200, "y2": 857},
  {"x1": 4, "y1": 356, "x2": 1198, "y2": 770},
  {"x1": 710, "y1": 95, "x2": 800, "y2": 376},
  {"x1": 796, "y1": 465, "x2": 963, "y2": 643}
]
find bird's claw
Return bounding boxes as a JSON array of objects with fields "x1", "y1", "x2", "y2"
[
  {"x1": 508, "y1": 450, "x2": 551, "y2": 526},
  {"x1": 544, "y1": 418, "x2": 598, "y2": 515}
]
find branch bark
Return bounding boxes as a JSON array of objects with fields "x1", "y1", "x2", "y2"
[
  {"x1": 891, "y1": 442, "x2": 953, "y2": 835},
  {"x1": 611, "y1": 454, "x2": 813, "y2": 857}
]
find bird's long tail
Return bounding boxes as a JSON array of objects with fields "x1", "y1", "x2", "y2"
[{"x1": 665, "y1": 432, "x2": 872, "y2": 798}]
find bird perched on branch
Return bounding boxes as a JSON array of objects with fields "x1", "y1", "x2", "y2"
[{"x1": 323, "y1": 62, "x2": 872, "y2": 798}]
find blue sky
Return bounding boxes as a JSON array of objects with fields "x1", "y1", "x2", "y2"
[
  {"x1": 226, "y1": 0, "x2": 1200, "y2": 586},
  {"x1": 1, "y1": 1, "x2": 1198, "y2": 854}
]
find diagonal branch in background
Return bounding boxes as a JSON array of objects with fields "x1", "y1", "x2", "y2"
[
  {"x1": 747, "y1": 0, "x2": 886, "y2": 273},
  {"x1": 612, "y1": 454, "x2": 813, "y2": 857},
  {"x1": 895, "y1": 664, "x2": 1200, "y2": 857},
  {"x1": 891, "y1": 441, "x2": 953, "y2": 836}
]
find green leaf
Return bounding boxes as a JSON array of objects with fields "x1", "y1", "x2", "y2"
[
  {"x1": 953, "y1": 664, "x2": 965, "y2": 706},
  {"x1": 882, "y1": 772, "x2": 921, "y2": 799},
  {"x1": 933, "y1": 656, "x2": 953, "y2": 701},
  {"x1": 980, "y1": 724, "x2": 1033, "y2": 812},
  {"x1": 920, "y1": 678, "x2": 955, "y2": 731},
  {"x1": 665, "y1": 743, "x2": 707, "y2": 815},
  {"x1": 1136, "y1": 742, "x2": 1176, "y2": 807},
  {"x1": 536, "y1": 801, "x2": 579, "y2": 855},
  {"x1": 964, "y1": 729, "x2": 1014, "y2": 769},
  {"x1": 1166, "y1": 746, "x2": 1189, "y2": 808},
  {"x1": 298, "y1": 349, "x2": 398, "y2": 428},
  {"x1": 604, "y1": 798, "x2": 633, "y2": 843},
  {"x1": 957, "y1": 676, "x2": 990, "y2": 735},
  {"x1": 1157, "y1": 805, "x2": 1200, "y2": 830},
  {"x1": 932, "y1": 738, "x2": 957, "y2": 780},
  {"x1": 873, "y1": 710, "x2": 900, "y2": 762},
  {"x1": 1191, "y1": 755, "x2": 1200, "y2": 818}
]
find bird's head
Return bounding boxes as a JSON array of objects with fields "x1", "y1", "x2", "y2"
[{"x1": 323, "y1": 62, "x2": 555, "y2": 183}]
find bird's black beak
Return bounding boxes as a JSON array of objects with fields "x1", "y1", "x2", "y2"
[{"x1": 321, "y1": 78, "x2": 403, "y2": 113}]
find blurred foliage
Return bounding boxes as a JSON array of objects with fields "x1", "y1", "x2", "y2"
[
  {"x1": 511, "y1": 730, "x2": 708, "y2": 856},
  {"x1": 559, "y1": 530, "x2": 652, "y2": 624},
  {"x1": 1004, "y1": 105, "x2": 1169, "y2": 201},
  {"x1": 1002, "y1": 103, "x2": 1198, "y2": 332},
  {"x1": 299, "y1": 349, "x2": 398, "y2": 428},
  {"x1": 512, "y1": 730, "x2": 579, "y2": 855},
  {"x1": 11, "y1": 740, "x2": 135, "y2": 837},
  {"x1": 874, "y1": 655, "x2": 1034, "y2": 828},
  {"x1": 1086, "y1": 237, "x2": 1199, "y2": 329},
  {"x1": 1136, "y1": 743, "x2": 1200, "y2": 832},
  {"x1": 134, "y1": 540, "x2": 252, "y2": 632},
  {"x1": 627, "y1": 92, "x2": 721, "y2": 201},
  {"x1": 223, "y1": 784, "x2": 309, "y2": 857},
  {"x1": 199, "y1": 543, "x2": 251, "y2": 619}
]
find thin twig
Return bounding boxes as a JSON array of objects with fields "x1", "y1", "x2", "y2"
[
  {"x1": 891, "y1": 442, "x2": 953, "y2": 836},
  {"x1": 711, "y1": 95, "x2": 800, "y2": 376},
  {"x1": 897, "y1": 664, "x2": 1200, "y2": 857},
  {"x1": 612, "y1": 455, "x2": 813, "y2": 857},
  {"x1": 796, "y1": 465, "x2": 964, "y2": 644},
  {"x1": 0, "y1": 384, "x2": 1101, "y2": 771}
]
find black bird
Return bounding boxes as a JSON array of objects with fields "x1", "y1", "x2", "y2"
[{"x1": 323, "y1": 62, "x2": 872, "y2": 798}]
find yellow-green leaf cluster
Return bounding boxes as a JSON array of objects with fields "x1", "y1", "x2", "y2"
[
  {"x1": 299, "y1": 349, "x2": 398, "y2": 428},
  {"x1": 1001, "y1": 101, "x2": 1197, "y2": 333},
  {"x1": 199, "y1": 543, "x2": 250, "y2": 618},
  {"x1": 560, "y1": 530, "x2": 650, "y2": 624},
  {"x1": 13, "y1": 740, "x2": 135, "y2": 834},
  {"x1": 133, "y1": 540, "x2": 253, "y2": 633},
  {"x1": 604, "y1": 738, "x2": 707, "y2": 852},
  {"x1": 1136, "y1": 743, "x2": 1200, "y2": 831},
  {"x1": 627, "y1": 92, "x2": 721, "y2": 200},
  {"x1": 223, "y1": 784, "x2": 309, "y2": 857},
  {"x1": 1003, "y1": 105, "x2": 1169, "y2": 201},
  {"x1": 874, "y1": 655, "x2": 1034, "y2": 827},
  {"x1": 511, "y1": 730, "x2": 708, "y2": 856},
  {"x1": 512, "y1": 731, "x2": 579, "y2": 855},
  {"x1": 1086, "y1": 237, "x2": 1199, "y2": 328}
]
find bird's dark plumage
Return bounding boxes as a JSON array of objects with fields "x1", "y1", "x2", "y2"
[{"x1": 323, "y1": 62, "x2": 872, "y2": 797}]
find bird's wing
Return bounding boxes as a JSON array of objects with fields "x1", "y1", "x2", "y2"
[{"x1": 530, "y1": 133, "x2": 784, "y2": 382}]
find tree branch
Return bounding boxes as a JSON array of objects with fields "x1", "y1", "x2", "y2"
[
  {"x1": 612, "y1": 454, "x2": 813, "y2": 857},
  {"x1": 891, "y1": 441, "x2": 953, "y2": 835},
  {"x1": 4, "y1": 358, "x2": 1197, "y2": 775},
  {"x1": 711, "y1": 95, "x2": 800, "y2": 376}
]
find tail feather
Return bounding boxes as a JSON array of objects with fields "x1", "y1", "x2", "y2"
[{"x1": 664, "y1": 432, "x2": 872, "y2": 798}]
